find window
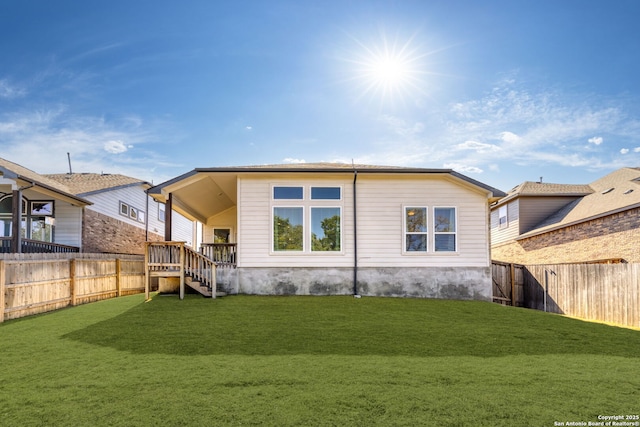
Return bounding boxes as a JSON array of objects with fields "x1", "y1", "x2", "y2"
[
  {"x1": 119, "y1": 201, "x2": 145, "y2": 223},
  {"x1": 159, "y1": 203, "x2": 165, "y2": 222},
  {"x1": 405, "y1": 207, "x2": 427, "y2": 252},
  {"x1": 273, "y1": 207, "x2": 304, "y2": 251},
  {"x1": 311, "y1": 207, "x2": 341, "y2": 251},
  {"x1": 498, "y1": 205, "x2": 508, "y2": 228},
  {"x1": 273, "y1": 186, "x2": 303, "y2": 199},
  {"x1": 214, "y1": 228, "x2": 231, "y2": 243},
  {"x1": 311, "y1": 187, "x2": 341, "y2": 200},
  {"x1": 271, "y1": 185, "x2": 343, "y2": 253},
  {"x1": 434, "y1": 207, "x2": 456, "y2": 252},
  {"x1": 31, "y1": 201, "x2": 53, "y2": 216}
]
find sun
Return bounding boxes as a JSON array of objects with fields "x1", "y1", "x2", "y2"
[{"x1": 345, "y1": 32, "x2": 427, "y2": 108}]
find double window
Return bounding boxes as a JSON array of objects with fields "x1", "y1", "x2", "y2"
[
  {"x1": 404, "y1": 206, "x2": 457, "y2": 253},
  {"x1": 272, "y1": 186, "x2": 342, "y2": 253}
]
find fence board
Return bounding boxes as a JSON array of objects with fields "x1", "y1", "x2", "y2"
[
  {"x1": 1, "y1": 255, "x2": 145, "y2": 322},
  {"x1": 511, "y1": 262, "x2": 640, "y2": 329}
]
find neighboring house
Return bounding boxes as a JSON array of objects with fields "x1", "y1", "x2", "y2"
[
  {"x1": 0, "y1": 157, "x2": 91, "y2": 252},
  {"x1": 491, "y1": 167, "x2": 640, "y2": 264},
  {"x1": 149, "y1": 163, "x2": 506, "y2": 300},
  {"x1": 46, "y1": 173, "x2": 195, "y2": 255}
]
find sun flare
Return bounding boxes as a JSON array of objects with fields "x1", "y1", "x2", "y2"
[{"x1": 345, "y1": 32, "x2": 427, "y2": 107}]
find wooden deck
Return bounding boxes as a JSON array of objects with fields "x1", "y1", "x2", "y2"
[{"x1": 145, "y1": 242, "x2": 232, "y2": 299}]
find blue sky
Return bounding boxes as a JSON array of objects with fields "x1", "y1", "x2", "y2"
[{"x1": 1, "y1": 0, "x2": 639, "y2": 191}]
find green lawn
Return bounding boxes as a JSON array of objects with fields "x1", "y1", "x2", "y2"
[{"x1": 1, "y1": 294, "x2": 638, "y2": 426}]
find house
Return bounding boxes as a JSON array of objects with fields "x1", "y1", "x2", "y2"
[
  {"x1": 45, "y1": 172, "x2": 196, "y2": 255},
  {"x1": 148, "y1": 163, "x2": 506, "y2": 300},
  {"x1": 490, "y1": 167, "x2": 640, "y2": 264},
  {"x1": 0, "y1": 157, "x2": 91, "y2": 253}
]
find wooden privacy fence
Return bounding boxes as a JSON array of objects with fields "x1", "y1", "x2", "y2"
[
  {"x1": 492, "y1": 261, "x2": 640, "y2": 329},
  {"x1": 0, "y1": 254, "x2": 145, "y2": 322}
]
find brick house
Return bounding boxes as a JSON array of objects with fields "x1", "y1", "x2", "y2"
[
  {"x1": 490, "y1": 167, "x2": 640, "y2": 264},
  {"x1": 45, "y1": 173, "x2": 195, "y2": 255}
]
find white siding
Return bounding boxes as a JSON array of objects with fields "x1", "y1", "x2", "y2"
[
  {"x1": 52, "y1": 201, "x2": 82, "y2": 247},
  {"x1": 85, "y1": 185, "x2": 149, "y2": 230},
  {"x1": 172, "y1": 211, "x2": 194, "y2": 247},
  {"x1": 237, "y1": 173, "x2": 491, "y2": 269},
  {"x1": 238, "y1": 174, "x2": 354, "y2": 268},
  {"x1": 84, "y1": 184, "x2": 193, "y2": 244},
  {"x1": 490, "y1": 200, "x2": 520, "y2": 245},
  {"x1": 203, "y1": 207, "x2": 238, "y2": 243},
  {"x1": 356, "y1": 175, "x2": 489, "y2": 267}
]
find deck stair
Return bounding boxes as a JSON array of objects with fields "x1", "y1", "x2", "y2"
[{"x1": 145, "y1": 241, "x2": 225, "y2": 300}]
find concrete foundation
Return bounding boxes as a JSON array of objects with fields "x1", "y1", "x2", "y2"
[{"x1": 225, "y1": 266, "x2": 491, "y2": 301}]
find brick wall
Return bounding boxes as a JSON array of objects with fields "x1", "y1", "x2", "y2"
[
  {"x1": 82, "y1": 209, "x2": 164, "y2": 254},
  {"x1": 492, "y1": 207, "x2": 640, "y2": 264}
]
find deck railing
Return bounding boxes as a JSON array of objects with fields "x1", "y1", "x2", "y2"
[
  {"x1": 145, "y1": 242, "x2": 217, "y2": 300},
  {"x1": 0, "y1": 237, "x2": 80, "y2": 254},
  {"x1": 200, "y1": 243, "x2": 237, "y2": 266},
  {"x1": 184, "y1": 247, "x2": 215, "y2": 293}
]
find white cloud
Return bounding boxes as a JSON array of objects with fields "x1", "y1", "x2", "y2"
[
  {"x1": 588, "y1": 136, "x2": 603, "y2": 145},
  {"x1": 283, "y1": 158, "x2": 306, "y2": 164},
  {"x1": 0, "y1": 107, "x2": 178, "y2": 182},
  {"x1": 0, "y1": 79, "x2": 26, "y2": 99},
  {"x1": 455, "y1": 140, "x2": 501, "y2": 153},
  {"x1": 634, "y1": 147, "x2": 640, "y2": 153},
  {"x1": 104, "y1": 140, "x2": 130, "y2": 154},
  {"x1": 500, "y1": 131, "x2": 521, "y2": 144},
  {"x1": 620, "y1": 148, "x2": 630, "y2": 154},
  {"x1": 245, "y1": 126, "x2": 252, "y2": 131},
  {"x1": 443, "y1": 163, "x2": 483, "y2": 174}
]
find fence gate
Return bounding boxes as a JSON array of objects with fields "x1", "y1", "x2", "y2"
[{"x1": 491, "y1": 261, "x2": 525, "y2": 306}]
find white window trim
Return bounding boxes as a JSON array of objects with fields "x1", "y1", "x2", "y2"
[
  {"x1": 310, "y1": 186, "x2": 343, "y2": 201},
  {"x1": 403, "y1": 205, "x2": 429, "y2": 254},
  {"x1": 433, "y1": 206, "x2": 458, "y2": 253},
  {"x1": 272, "y1": 205, "x2": 305, "y2": 253},
  {"x1": 272, "y1": 185, "x2": 305, "y2": 200},
  {"x1": 498, "y1": 205, "x2": 508, "y2": 229},
  {"x1": 310, "y1": 205, "x2": 342, "y2": 253},
  {"x1": 269, "y1": 184, "x2": 344, "y2": 255}
]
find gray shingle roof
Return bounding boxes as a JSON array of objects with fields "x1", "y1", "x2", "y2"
[{"x1": 519, "y1": 167, "x2": 640, "y2": 238}]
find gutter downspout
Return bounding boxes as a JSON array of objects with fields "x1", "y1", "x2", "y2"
[{"x1": 353, "y1": 168, "x2": 359, "y2": 297}]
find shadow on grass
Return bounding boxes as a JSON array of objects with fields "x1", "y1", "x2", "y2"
[{"x1": 63, "y1": 294, "x2": 640, "y2": 358}]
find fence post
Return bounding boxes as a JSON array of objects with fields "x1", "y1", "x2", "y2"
[
  {"x1": 70, "y1": 259, "x2": 77, "y2": 306},
  {"x1": 144, "y1": 243, "x2": 150, "y2": 301},
  {"x1": 510, "y1": 263, "x2": 515, "y2": 306},
  {"x1": 179, "y1": 243, "x2": 185, "y2": 300},
  {"x1": 0, "y1": 260, "x2": 5, "y2": 323},
  {"x1": 115, "y1": 258, "x2": 122, "y2": 297}
]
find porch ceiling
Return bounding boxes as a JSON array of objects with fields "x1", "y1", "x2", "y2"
[{"x1": 160, "y1": 173, "x2": 237, "y2": 222}]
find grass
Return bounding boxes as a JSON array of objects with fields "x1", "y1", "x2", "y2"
[{"x1": 0, "y1": 294, "x2": 639, "y2": 426}]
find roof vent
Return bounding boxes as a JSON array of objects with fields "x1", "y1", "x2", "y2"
[
  {"x1": 601, "y1": 188, "x2": 614, "y2": 194},
  {"x1": 623, "y1": 189, "x2": 634, "y2": 195}
]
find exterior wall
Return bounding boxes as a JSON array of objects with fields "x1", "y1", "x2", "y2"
[
  {"x1": 356, "y1": 175, "x2": 490, "y2": 267},
  {"x1": 491, "y1": 207, "x2": 640, "y2": 264},
  {"x1": 84, "y1": 185, "x2": 193, "y2": 247},
  {"x1": 237, "y1": 173, "x2": 354, "y2": 268},
  {"x1": 233, "y1": 172, "x2": 493, "y2": 300},
  {"x1": 203, "y1": 207, "x2": 237, "y2": 243},
  {"x1": 490, "y1": 199, "x2": 520, "y2": 245},
  {"x1": 227, "y1": 266, "x2": 491, "y2": 301},
  {"x1": 51, "y1": 201, "x2": 83, "y2": 247},
  {"x1": 82, "y1": 209, "x2": 163, "y2": 254},
  {"x1": 491, "y1": 196, "x2": 581, "y2": 246},
  {"x1": 1, "y1": 187, "x2": 83, "y2": 247},
  {"x1": 518, "y1": 196, "x2": 579, "y2": 233}
]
